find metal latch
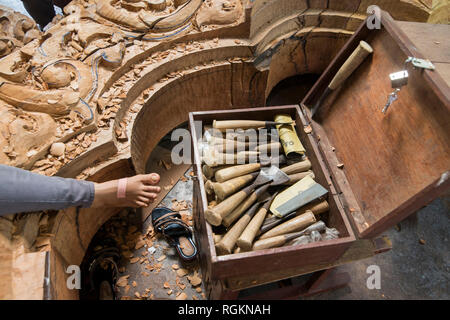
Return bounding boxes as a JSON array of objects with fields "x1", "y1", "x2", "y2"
[
  {"x1": 381, "y1": 56, "x2": 435, "y2": 114},
  {"x1": 405, "y1": 57, "x2": 435, "y2": 70}
]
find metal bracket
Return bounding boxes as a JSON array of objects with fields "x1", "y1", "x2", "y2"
[{"x1": 405, "y1": 57, "x2": 435, "y2": 70}]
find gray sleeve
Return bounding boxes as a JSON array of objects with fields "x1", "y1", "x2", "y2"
[{"x1": 0, "y1": 165, "x2": 95, "y2": 216}]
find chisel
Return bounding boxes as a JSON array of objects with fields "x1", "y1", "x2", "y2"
[
  {"x1": 214, "y1": 155, "x2": 286, "y2": 182},
  {"x1": 259, "y1": 210, "x2": 316, "y2": 239},
  {"x1": 261, "y1": 200, "x2": 329, "y2": 234},
  {"x1": 236, "y1": 192, "x2": 278, "y2": 251},
  {"x1": 202, "y1": 164, "x2": 232, "y2": 180},
  {"x1": 205, "y1": 166, "x2": 288, "y2": 226},
  {"x1": 222, "y1": 185, "x2": 270, "y2": 227},
  {"x1": 213, "y1": 120, "x2": 293, "y2": 131},
  {"x1": 280, "y1": 159, "x2": 311, "y2": 175},
  {"x1": 216, "y1": 201, "x2": 263, "y2": 255},
  {"x1": 311, "y1": 41, "x2": 373, "y2": 118},
  {"x1": 253, "y1": 221, "x2": 326, "y2": 251},
  {"x1": 282, "y1": 171, "x2": 315, "y2": 185},
  {"x1": 213, "y1": 172, "x2": 259, "y2": 201}
]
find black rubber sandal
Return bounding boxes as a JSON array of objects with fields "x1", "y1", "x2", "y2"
[{"x1": 151, "y1": 207, "x2": 198, "y2": 262}]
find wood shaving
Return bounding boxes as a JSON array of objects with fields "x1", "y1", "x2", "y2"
[
  {"x1": 176, "y1": 268, "x2": 188, "y2": 277},
  {"x1": 130, "y1": 257, "x2": 140, "y2": 264},
  {"x1": 304, "y1": 125, "x2": 312, "y2": 134},
  {"x1": 176, "y1": 293, "x2": 188, "y2": 300},
  {"x1": 187, "y1": 273, "x2": 202, "y2": 287},
  {"x1": 157, "y1": 255, "x2": 166, "y2": 262},
  {"x1": 116, "y1": 275, "x2": 130, "y2": 287}
]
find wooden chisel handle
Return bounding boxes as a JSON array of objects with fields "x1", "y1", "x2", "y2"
[
  {"x1": 261, "y1": 200, "x2": 329, "y2": 234},
  {"x1": 214, "y1": 172, "x2": 258, "y2": 201},
  {"x1": 204, "y1": 189, "x2": 249, "y2": 226},
  {"x1": 205, "y1": 180, "x2": 215, "y2": 195},
  {"x1": 202, "y1": 164, "x2": 231, "y2": 179},
  {"x1": 283, "y1": 171, "x2": 315, "y2": 185},
  {"x1": 203, "y1": 151, "x2": 260, "y2": 167},
  {"x1": 216, "y1": 202, "x2": 261, "y2": 255},
  {"x1": 213, "y1": 120, "x2": 290, "y2": 131},
  {"x1": 311, "y1": 41, "x2": 373, "y2": 117},
  {"x1": 328, "y1": 41, "x2": 374, "y2": 90},
  {"x1": 253, "y1": 221, "x2": 327, "y2": 250},
  {"x1": 259, "y1": 210, "x2": 316, "y2": 239},
  {"x1": 222, "y1": 184, "x2": 269, "y2": 227},
  {"x1": 253, "y1": 235, "x2": 289, "y2": 250},
  {"x1": 281, "y1": 159, "x2": 311, "y2": 175},
  {"x1": 254, "y1": 224, "x2": 325, "y2": 251},
  {"x1": 254, "y1": 142, "x2": 282, "y2": 153},
  {"x1": 215, "y1": 163, "x2": 261, "y2": 182},
  {"x1": 236, "y1": 193, "x2": 276, "y2": 251}
]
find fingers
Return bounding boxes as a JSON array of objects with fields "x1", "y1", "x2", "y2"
[
  {"x1": 141, "y1": 191, "x2": 158, "y2": 200},
  {"x1": 138, "y1": 196, "x2": 151, "y2": 205},
  {"x1": 135, "y1": 200, "x2": 148, "y2": 208},
  {"x1": 141, "y1": 173, "x2": 160, "y2": 185},
  {"x1": 143, "y1": 185, "x2": 161, "y2": 193}
]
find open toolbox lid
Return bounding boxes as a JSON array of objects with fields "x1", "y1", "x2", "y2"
[{"x1": 301, "y1": 11, "x2": 450, "y2": 239}]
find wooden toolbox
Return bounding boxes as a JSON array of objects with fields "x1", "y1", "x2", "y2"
[{"x1": 189, "y1": 11, "x2": 450, "y2": 296}]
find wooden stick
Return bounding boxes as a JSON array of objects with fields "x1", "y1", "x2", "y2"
[
  {"x1": 259, "y1": 210, "x2": 316, "y2": 240},
  {"x1": 261, "y1": 200, "x2": 329, "y2": 234},
  {"x1": 236, "y1": 193, "x2": 277, "y2": 251},
  {"x1": 213, "y1": 172, "x2": 258, "y2": 200},
  {"x1": 216, "y1": 201, "x2": 261, "y2": 255}
]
